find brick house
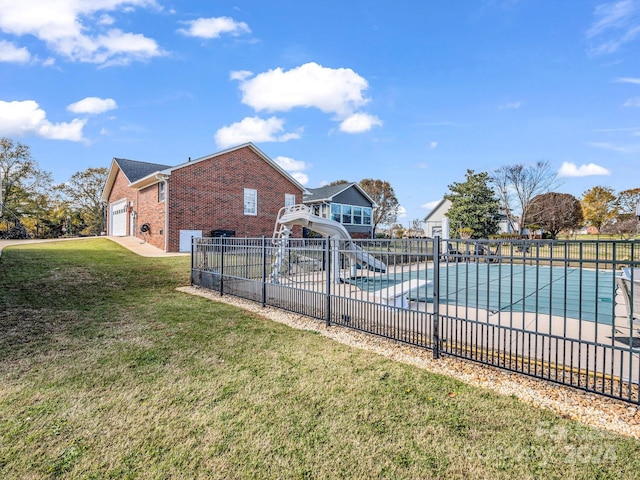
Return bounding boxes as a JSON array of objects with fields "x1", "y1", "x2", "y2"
[{"x1": 101, "y1": 143, "x2": 308, "y2": 252}]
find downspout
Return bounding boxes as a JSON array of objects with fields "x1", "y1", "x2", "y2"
[{"x1": 155, "y1": 173, "x2": 169, "y2": 252}]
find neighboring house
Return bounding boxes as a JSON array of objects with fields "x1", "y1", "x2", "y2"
[
  {"x1": 303, "y1": 183, "x2": 376, "y2": 239},
  {"x1": 101, "y1": 143, "x2": 308, "y2": 252},
  {"x1": 423, "y1": 199, "x2": 452, "y2": 238},
  {"x1": 423, "y1": 198, "x2": 512, "y2": 238}
]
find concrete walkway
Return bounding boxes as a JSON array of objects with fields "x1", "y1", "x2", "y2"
[{"x1": 0, "y1": 236, "x2": 187, "y2": 258}]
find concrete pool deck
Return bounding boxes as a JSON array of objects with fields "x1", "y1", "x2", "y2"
[{"x1": 251, "y1": 264, "x2": 640, "y2": 384}]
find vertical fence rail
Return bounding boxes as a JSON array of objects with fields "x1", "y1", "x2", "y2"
[
  {"x1": 261, "y1": 235, "x2": 267, "y2": 307},
  {"x1": 325, "y1": 237, "x2": 331, "y2": 328},
  {"x1": 192, "y1": 236, "x2": 640, "y2": 404},
  {"x1": 433, "y1": 236, "x2": 440, "y2": 359}
]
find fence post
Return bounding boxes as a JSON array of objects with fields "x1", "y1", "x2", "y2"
[
  {"x1": 219, "y1": 237, "x2": 225, "y2": 296},
  {"x1": 325, "y1": 236, "x2": 331, "y2": 327},
  {"x1": 190, "y1": 235, "x2": 195, "y2": 286},
  {"x1": 433, "y1": 236, "x2": 441, "y2": 359},
  {"x1": 261, "y1": 235, "x2": 267, "y2": 307}
]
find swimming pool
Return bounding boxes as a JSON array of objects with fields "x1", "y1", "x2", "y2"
[{"x1": 344, "y1": 263, "x2": 617, "y2": 323}]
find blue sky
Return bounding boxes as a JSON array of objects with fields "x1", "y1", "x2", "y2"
[{"x1": 1, "y1": 0, "x2": 639, "y2": 225}]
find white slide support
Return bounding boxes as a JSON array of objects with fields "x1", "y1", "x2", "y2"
[{"x1": 271, "y1": 204, "x2": 386, "y2": 283}]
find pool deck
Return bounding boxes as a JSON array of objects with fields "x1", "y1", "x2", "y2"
[{"x1": 263, "y1": 263, "x2": 640, "y2": 384}]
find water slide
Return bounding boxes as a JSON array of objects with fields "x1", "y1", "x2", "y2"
[{"x1": 271, "y1": 205, "x2": 386, "y2": 283}]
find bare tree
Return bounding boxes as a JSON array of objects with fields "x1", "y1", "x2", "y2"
[
  {"x1": 490, "y1": 161, "x2": 559, "y2": 235},
  {"x1": 359, "y1": 178, "x2": 400, "y2": 232},
  {"x1": 528, "y1": 192, "x2": 583, "y2": 239},
  {"x1": 617, "y1": 188, "x2": 640, "y2": 216}
]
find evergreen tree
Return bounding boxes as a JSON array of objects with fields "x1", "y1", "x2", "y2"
[{"x1": 444, "y1": 170, "x2": 501, "y2": 239}]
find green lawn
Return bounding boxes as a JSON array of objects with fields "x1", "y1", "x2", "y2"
[{"x1": 1, "y1": 238, "x2": 639, "y2": 479}]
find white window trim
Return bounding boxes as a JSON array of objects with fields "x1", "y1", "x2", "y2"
[
  {"x1": 285, "y1": 193, "x2": 296, "y2": 207},
  {"x1": 328, "y1": 202, "x2": 373, "y2": 226},
  {"x1": 244, "y1": 188, "x2": 257, "y2": 216}
]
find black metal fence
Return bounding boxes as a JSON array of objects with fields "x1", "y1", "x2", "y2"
[{"x1": 191, "y1": 236, "x2": 640, "y2": 404}]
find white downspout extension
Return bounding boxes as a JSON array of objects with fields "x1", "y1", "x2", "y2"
[
  {"x1": 155, "y1": 174, "x2": 169, "y2": 252},
  {"x1": 164, "y1": 178, "x2": 169, "y2": 252}
]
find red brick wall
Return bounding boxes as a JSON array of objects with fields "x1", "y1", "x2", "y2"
[
  {"x1": 106, "y1": 168, "x2": 133, "y2": 236},
  {"x1": 166, "y1": 146, "x2": 304, "y2": 252},
  {"x1": 136, "y1": 183, "x2": 166, "y2": 250}
]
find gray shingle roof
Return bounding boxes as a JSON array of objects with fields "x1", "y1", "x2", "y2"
[
  {"x1": 114, "y1": 158, "x2": 171, "y2": 183},
  {"x1": 304, "y1": 183, "x2": 354, "y2": 201}
]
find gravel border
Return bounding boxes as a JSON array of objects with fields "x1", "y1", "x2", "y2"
[{"x1": 178, "y1": 286, "x2": 640, "y2": 439}]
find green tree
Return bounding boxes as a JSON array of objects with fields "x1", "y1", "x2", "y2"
[
  {"x1": 490, "y1": 161, "x2": 559, "y2": 235},
  {"x1": 0, "y1": 137, "x2": 54, "y2": 234},
  {"x1": 56, "y1": 167, "x2": 108, "y2": 236},
  {"x1": 359, "y1": 178, "x2": 400, "y2": 232},
  {"x1": 527, "y1": 192, "x2": 583, "y2": 239},
  {"x1": 581, "y1": 186, "x2": 617, "y2": 232},
  {"x1": 444, "y1": 169, "x2": 501, "y2": 239}
]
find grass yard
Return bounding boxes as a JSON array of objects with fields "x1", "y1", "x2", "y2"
[{"x1": 1, "y1": 238, "x2": 640, "y2": 479}]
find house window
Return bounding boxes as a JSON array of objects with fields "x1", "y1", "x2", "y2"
[
  {"x1": 285, "y1": 194, "x2": 296, "y2": 207},
  {"x1": 158, "y1": 182, "x2": 165, "y2": 202},
  {"x1": 353, "y1": 206, "x2": 362, "y2": 225},
  {"x1": 244, "y1": 188, "x2": 257, "y2": 216},
  {"x1": 342, "y1": 205, "x2": 352, "y2": 224},
  {"x1": 330, "y1": 204, "x2": 341, "y2": 222},
  {"x1": 363, "y1": 207, "x2": 372, "y2": 225}
]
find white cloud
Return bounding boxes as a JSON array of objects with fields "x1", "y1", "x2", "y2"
[
  {"x1": 230, "y1": 70, "x2": 252, "y2": 81},
  {"x1": 236, "y1": 62, "x2": 371, "y2": 117},
  {"x1": 498, "y1": 101, "x2": 522, "y2": 109},
  {"x1": 98, "y1": 14, "x2": 116, "y2": 26},
  {"x1": 67, "y1": 97, "x2": 117, "y2": 114},
  {"x1": 623, "y1": 96, "x2": 640, "y2": 107},
  {"x1": 178, "y1": 16, "x2": 250, "y2": 39},
  {"x1": 586, "y1": 0, "x2": 640, "y2": 55},
  {"x1": 0, "y1": 40, "x2": 30, "y2": 63},
  {"x1": 339, "y1": 113, "x2": 382, "y2": 133},
  {"x1": 614, "y1": 76, "x2": 640, "y2": 84},
  {"x1": 558, "y1": 161, "x2": 611, "y2": 177},
  {"x1": 0, "y1": 0, "x2": 164, "y2": 65},
  {"x1": 421, "y1": 200, "x2": 441, "y2": 211},
  {"x1": 273, "y1": 155, "x2": 308, "y2": 172},
  {"x1": 291, "y1": 171, "x2": 309, "y2": 186},
  {"x1": 214, "y1": 116, "x2": 301, "y2": 148},
  {"x1": 397, "y1": 206, "x2": 407, "y2": 219},
  {"x1": 0, "y1": 100, "x2": 86, "y2": 141},
  {"x1": 273, "y1": 155, "x2": 310, "y2": 186},
  {"x1": 429, "y1": 141, "x2": 438, "y2": 149}
]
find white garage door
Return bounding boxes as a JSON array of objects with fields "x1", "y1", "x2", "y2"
[
  {"x1": 110, "y1": 200, "x2": 127, "y2": 236},
  {"x1": 179, "y1": 230, "x2": 202, "y2": 252}
]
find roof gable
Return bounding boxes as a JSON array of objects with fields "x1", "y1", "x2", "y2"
[
  {"x1": 424, "y1": 198, "x2": 452, "y2": 222},
  {"x1": 115, "y1": 158, "x2": 171, "y2": 183},
  {"x1": 101, "y1": 158, "x2": 171, "y2": 202},
  {"x1": 102, "y1": 143, "x2": 309, "y2": 202},
  {"x1": 304, "y1": 182, "x2": 377, "y2": 207}
]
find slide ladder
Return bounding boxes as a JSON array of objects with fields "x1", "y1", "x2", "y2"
[
  {"x1": 269, "y1": 204, "x2": 386, "y2": 284},
  {"x1": 270, "y1": 206, "x2": 296, "y2": 283}
]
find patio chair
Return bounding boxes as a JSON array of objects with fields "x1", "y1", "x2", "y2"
[
  {"x1": 444, "y1": 242, "x2": 462, "y2": 262},
  {"x1": 475, "y1": 244, "x2": 499, "y2": 263}
]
